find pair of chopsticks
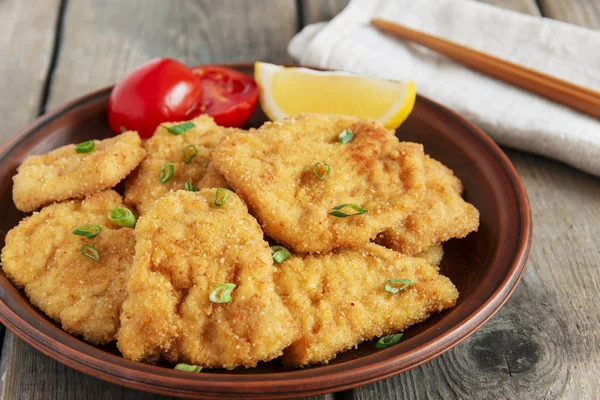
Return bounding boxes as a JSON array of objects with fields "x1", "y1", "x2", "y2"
[{"x1": 371, "y1": 18, "x2": 600, "y2": 120}]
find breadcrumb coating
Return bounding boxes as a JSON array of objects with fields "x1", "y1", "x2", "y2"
[
  {"x1": 117, "y1": 190, "x2": 299, "y2": 369},
  {"x1": 414, "y1": 243, "x2": 444, "y2": 267},
  {"x1": 124, "y1": 115, "x2": 240, "y2": 214},
  {"x1": 274, "y1": 243, "x2": 458, "y2": 366},
  {"x1": 377, "y1": 156, "x2": 479, "y2": 255},
  {"x1": 196, "y1": 161, "x2": 231, "y2": 190},
  {"x1": 13, "y1": 131, "x2": 145, "y2": 212},
  {"x1": 1, "y1": 191, "x2": 135, "y2": 344},
  {"x1": 213, "y1": 113, "x2": 426, "y2": 253}
]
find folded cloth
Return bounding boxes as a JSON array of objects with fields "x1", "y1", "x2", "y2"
[{"x1": 289, "y1": 0, "x2": 600, "y2": 177}]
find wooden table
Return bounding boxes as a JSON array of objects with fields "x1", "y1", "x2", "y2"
[{"x1": 0, "y1": 1, "x2": 598, "y2": 399}]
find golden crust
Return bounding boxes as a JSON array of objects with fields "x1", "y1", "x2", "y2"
[
  {"x1": 196, "y1": 161, "x2": 231, "y2": 190},
  {"x1": 274, "y1": 243, "x2": 458, "y2": 366},
  {"x1": 12, "y1": 131, "x2": 145, "y2": 212},
  {"x1": 414, "y1": 243, "x2": 444, "y2": 267},
  {"x1": 377, "y1": 156, "x2": 479, "y2": 255},
  {"x1": 117, "y1": 190, "x2": 299, "y2": 369},
  {"x1": 124, "y1": 116, "x2": 240, "y2": 214},
  {"x1": 213, "y1": 113, "x2": 426, "y2": 253},
  {"x1": 1, "y1": 191, "x2": 135, "y2": 344}
]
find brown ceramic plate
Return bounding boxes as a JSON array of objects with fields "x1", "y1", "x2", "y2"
[{"x1": 0, "y1": 63, "x2": 531, "y2": 399}]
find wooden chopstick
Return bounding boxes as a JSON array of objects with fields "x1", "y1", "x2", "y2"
[{"x1": 371, "y1": 18, "x2": 600, "y2": 119}]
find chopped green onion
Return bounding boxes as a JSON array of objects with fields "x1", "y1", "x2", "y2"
[
  {"x1": 376, "y1": 333, "x2": 403, "y2": 349},
  {"x1": 214, "y1": 188, "x2": 229, "y2": 206},
  {"x1": 162, "y1": 121, "x2": 195, "y2": 135},
  {"x1": 183, "y1": 145, "x2": 198, "y2": 164},
  {"x1": 269, "y1": 245, "x2": 291, "y2": 264},
  {"x1": 185, "y1": 182, "x2": 199, "y2": 192},
  {"x1": 384, "y1": 279, "x2": 412, "y2": 294},
  {"x1": 174, "y1": 363, "x2": 203, "y2": 372},
  {"x1": 338, "y1": 129, "x2": 353, "y2": 143},
  {"x1": 312, "y1": 162, "x2": 331, "y2": 180},
  {"x1": 75, "y1": 140, "x2": 95, "y2": 153},
  {"x1": 108, "y1": 207, "x2": 136, "y2": 228},
  {"x1": 209, "y1": 283, "x2": 236, "y2": 303},
  {"x1": 329, "y1": 203, "x2": 367, "y2": 218},
  {"x1": 159, "y1": 162, "x2": 174, "y2": 183},
  {"x1": 81, "y1": 244, "x2": 100, "y2": 261},
  {"x1": 72, "y1": 225, "x2": 102, "y2": 239}
]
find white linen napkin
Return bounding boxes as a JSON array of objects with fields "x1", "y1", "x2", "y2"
[{"x1": 288, "y1": 0, "x2": 600, "y2": 177}]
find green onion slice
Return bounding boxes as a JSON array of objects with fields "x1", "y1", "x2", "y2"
[
  {"x1": 312, "y1": 162, "x2": 331, "y2": 180},
  {"x1": 384, "y1": 279, "x2": 412, "y2": 294},
  {"x1": 159, "y1": 162, "x2": 174, "y2": 183},
  {"x1": 75, "y1": 140, "x2": 95, "y2": 153},
  {"x1": 72, "y1": 225, "x2": 102, "y2": 239},
  {"x1": 376, "y1": 333, "x2": 403, "y2": 349},
  {"x1": 269, "y1": 245, "x2": 291, "y2": 264},
  {"x1": 162, "y1": 121, "x2": 195, "y2": 135},
  {"x1": 209, "y1": 283, "x2": 236, "y2": 303},
  {"x1": 108, "y1": 207, "x2": 136, "y2": 228},
  {"x1": 185, "y1": 182, "x2": 199, "y2": 192},
  {"x1": 81, "y1": 244, "x2": 100, "y2": 261},
  {"x1": 338, "y1": 129, "x2": 354, "y2": 143},
  {"x1": 174, "y1": 363, "x2": 203, "y2": 372},
  {"x1": 329, "y1": 203, "x2": 367, "y2": 218},
  {"x1": 183, "y1": 144, "x2": 198, "y2": 164},
  {"x1": 214, "y1": 188, "x2": 229, "y2": 206}
]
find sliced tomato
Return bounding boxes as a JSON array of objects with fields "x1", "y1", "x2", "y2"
[
  {"x1": 193, "y1": 66, "x2": 258, "y2": 127},
  {"x1": 108, "y1": 58, "x2": 203, "y2": 138}
]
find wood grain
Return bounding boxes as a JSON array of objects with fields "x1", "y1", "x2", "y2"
[
  {"x1": 46, "y1": 0, "x2": 298, "y2": 109},
  {"x1": 0, "y1": 0, "x2": 61, "y2": 142},
  {"x1": 0, "y1": 0, "x2": 60, "y2": 392},
  {"x1": 2, "y1": 331, "x2": 333, "y2": 400},
  {"x1": 346, "y1": 0, "x2": 600, "y2": 398},
  {"x1": 2, "y1": 0, "x2": 599, "y2": 399},
  {"x1": 350, "y1": 150, "x2": 600, "y2": 400},
  {"x1": 538, "y1": 0, "x2": 600, "y2": 29},
  {"x1": 302, "y1": 0, "x2": 540, "y2": 25},
  {"x1": 302, "y1": 0, "x2": 350, "y2": 24},
  {"x1": 1, "y1": 1, "x2": 330, "y2": 399}
]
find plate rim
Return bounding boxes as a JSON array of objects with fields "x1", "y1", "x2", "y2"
[{"x1": 0, "y1": 62, "x2": 532, "y2": 399}]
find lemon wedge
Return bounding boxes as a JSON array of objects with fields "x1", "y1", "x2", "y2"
[{"x1": 254, "y1": 62, "x2": 416, "y2": 129}]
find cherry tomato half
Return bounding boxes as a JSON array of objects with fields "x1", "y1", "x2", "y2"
[
  {"x1": 193, "y1": 66, "x2": 258, "y2": 127},
  {"x1": 108, "y1": 58, "x2": 203, "y2": 138}
]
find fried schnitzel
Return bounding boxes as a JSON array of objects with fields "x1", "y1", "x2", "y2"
[
  {"x1": 124, "y1": 116, "x2": 240, "y2": 214},
  {"x1": 213, "y1": 113, "x2": 426, "y2": 253},
  {"x1": 196, "y1": 161, "x2": 231, "y2": 190},
  {"x1": 117, "y1": 190, "x2": 299, "y2": 369},
  {"x1": 377, "y1": 156, "x2": 479, "y2": 255},
  {"x1": 274, "y1": 243, "x2": 458, "y2": 366},
  {"x1": 415, "y1": 243, "x2": 444, "y2": 267},
  {"x1": 1, "y1": 191, "x2": 135, "y2": 344},
  {"x1": 13, "y1": 131, "x2": 145, "y2": 212}
]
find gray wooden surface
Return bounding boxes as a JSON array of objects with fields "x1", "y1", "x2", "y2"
[{"x1": 0, "y1": 0, "x2": 599, "y2": 399}]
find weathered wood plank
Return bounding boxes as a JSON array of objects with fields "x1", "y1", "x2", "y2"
[
  {"x1": 351, "y1": 149, "x2": 600, "y2": 399},
  {"x1": 538, "y1": 0, "x2": 600, "y2": 29},
  {"x1": 5, "y1": 0, "x2": 599, "y2": 399},
  {"x1": 0, "y1": 0, "x2": 61, "y2": 142},
  {"x1": 303, "y1": 0, "x2": 349, "y2": 24},
  {"x1": 302, "y1": 0, "x2": 540, "y2": 25},
  {"x1": 5, "y1": 331, "x2": 332, "y2": 400},
  {"x1": 0, "y1": 0, "x2": 60, "y2": 394},
  {"x1": 1, "y1": 1, "x2": 334, "y2": 399},
  {"x1": 46, "y1": 0, "x2": 298, "y2": 109},
  {"x1": 2, "y1": 336, "x2": 178, "y2": 400},
  {"x1": 343, "y1": 0, "x2": 600, "y2": 399}
]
